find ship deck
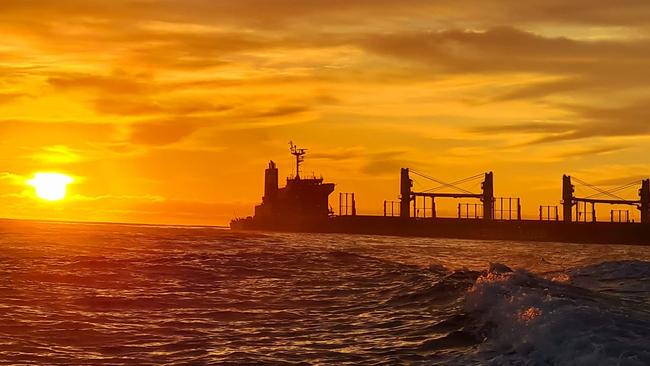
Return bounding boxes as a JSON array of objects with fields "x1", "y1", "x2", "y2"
[{"x1": 231, "y1": 215, "x2": 650, "y2": 246}]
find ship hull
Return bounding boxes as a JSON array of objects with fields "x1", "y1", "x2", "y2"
[{"x1": 231, "y1": 215, "x2": 650, "y2": 245}]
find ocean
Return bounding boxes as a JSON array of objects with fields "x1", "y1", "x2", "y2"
[{"x1": 1, "y1": 220, "x2": 649, "y2": 365}]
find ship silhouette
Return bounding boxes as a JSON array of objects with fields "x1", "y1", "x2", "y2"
[{"x1": 231, "y1": 143, "x2": 650, "y2": 245}]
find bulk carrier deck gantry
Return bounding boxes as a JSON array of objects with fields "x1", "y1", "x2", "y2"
[{"x1": 230, "y1": 143, "x2": 650, "y2": 245}]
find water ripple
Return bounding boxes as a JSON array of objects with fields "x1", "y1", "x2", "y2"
[{"x1": 1, "y1": 220, "x2": 649, "y2": 365}]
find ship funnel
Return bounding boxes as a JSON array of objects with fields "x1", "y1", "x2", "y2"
[{"x1": 264, "y1": 160, "x2": 278, "y2": 202}]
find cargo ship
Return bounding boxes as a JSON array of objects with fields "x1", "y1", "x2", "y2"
[{"x1": 230, "y1": 143, "x2": 650, "y2": 245}]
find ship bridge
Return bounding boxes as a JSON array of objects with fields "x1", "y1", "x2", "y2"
[{"x1": 254, "y1": 143, "x2": 335, "y2": 221}]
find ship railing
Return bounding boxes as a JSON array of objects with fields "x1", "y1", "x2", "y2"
[
  {"x1": 611, "y1": 209, "x2": 631, "y2": 223},
  {"x1": 539, "y1": 205, "x2": 559, "y2": 221},
  {"x1": 575, "y1": 200, "x2": 596, "y2": 222},
  {"x1": 339, "y1": 192, "x2": 356, "y2": 216},
  {"x1": 286, "y1": 173, "x2": 322, "y2": 181},
  {"x1": 458, "y1": 203, "x2": 483, "y2": 219},
  {"x1": 494, "y1": 197, "x2": 522, "y2": 221},
  {"x1": 413, "y1": 195, "x2": 436, "y2": 218},
  {"x1": 383, "y1": 200, "x2": 400, "y2": 217}
]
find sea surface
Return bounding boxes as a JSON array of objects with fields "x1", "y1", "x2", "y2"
[{"x1": 1, "y1": 219, "x2": 650, "y2": 365}]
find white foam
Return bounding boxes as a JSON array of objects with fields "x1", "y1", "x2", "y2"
[{"x1": 463, "y1": 264, "x2": 650, "y2": 365}]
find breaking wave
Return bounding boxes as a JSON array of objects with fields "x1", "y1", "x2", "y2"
[{"x1": 460, "y1": 261, "x2": 650, "y2": 365}]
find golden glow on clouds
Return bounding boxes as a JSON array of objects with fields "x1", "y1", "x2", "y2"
[{"x1": 0, "y1": 1, "x2": 649, "y2": 224}]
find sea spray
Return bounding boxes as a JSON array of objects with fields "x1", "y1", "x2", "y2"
[{"x1": 463, "y1": 263, "x2": 650, "y2": 365}]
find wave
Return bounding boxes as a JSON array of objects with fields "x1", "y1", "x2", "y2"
[
  {"x1": 343, "y1": 256, "x2": 650, "y2": 364},
  {"x1": 3, "y1": 222, "x2": 650, "y2": 365},
  {"x1": 460, "y1": 261, "x2": 650, "y2": 366}
]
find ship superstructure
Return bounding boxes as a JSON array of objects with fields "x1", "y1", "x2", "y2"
[{"x1": 253, "y1": 143, "x2": 335, "y2": 223}]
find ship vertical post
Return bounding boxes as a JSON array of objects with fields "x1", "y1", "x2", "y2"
[
  {"x1": 413, "y1": 196, "x2": 417, "y2": 218},
  {"x1": 562, "y1": 175, "x2": 574, "y2": 223},
  {"x1": 400, "y1": 168, "x2": 412, "y2": 218},
  {"x1": 640, "y1": 179, "x2": 650, "y2": 224},
  {"x1": 431, "y1": 198, "x2": 436, "y2": 218},
  {"x1": 422, "y1": 197, "x2": 426, "y2": 218},
  {"x1": 592, "y1": 203, "x2": 596, "y2": 223},
  {"x1": 482, "y1": 172, "x2": 494, "y2": 220}
]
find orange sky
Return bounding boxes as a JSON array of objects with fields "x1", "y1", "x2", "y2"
[{"x1": 1, "y1": 1, "x2": 649, "y2": 225}]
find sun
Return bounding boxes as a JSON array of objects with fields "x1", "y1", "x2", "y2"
[{"x1": 27, "y1": 173, "x2": 73, "y2": 201}]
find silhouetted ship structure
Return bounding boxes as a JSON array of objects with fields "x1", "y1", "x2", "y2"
[{"x1": 231, "y1": 143, "x2": 650, "y2": 245}]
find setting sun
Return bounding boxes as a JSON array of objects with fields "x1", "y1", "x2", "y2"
[{"x1": 27, "y1": 173, "x2": 73, "y2": 201}]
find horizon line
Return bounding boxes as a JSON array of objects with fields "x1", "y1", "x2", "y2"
[{"x1": 0, "y1": 216, "x2": 230, "y2": 229}]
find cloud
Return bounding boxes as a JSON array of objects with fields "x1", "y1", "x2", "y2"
[
  {"x1": 0, "y1": 171, "x2": 25, "y2": 185},
  {"x1": 0, "y1": 92, "x2": 26, "y2": 104},
  {"x1": 533, "y1": 101, "x2": 650, "y2": 143},
  {"x1": 470, "y1": 122, "x2": 574, "y2": 134},
  {"x1": 93, "y1": 96, "x2": 234, "y2": 116},
  {"x1": 468, "y1": 99, "x2": 650, "y2": 144},
  {"x1": 0, "y1": 120, "x2": 118, "y2": 146},
  {"x1": 554, "y1": 144, "x2": 628, "y2": 159},
  {"x1": 3, "y1": 0, "x2": 650, "y2": 30},
  {"x1": 357, "y1": 27, "x2": 650, "y2": 77},
  {"x1": 71, "y1": 193, "x2": 165, "y2": 202},
  {"x1": 487, "y1": 0, "x2": 650, "y2": 27},
  {"x1": 48, "y1": 72, "x2": 152, "y2": 94},
  {"x1": 490, "y1": 78, "x2": 593, "y2": 101},
  {"x1": 128, "y1": 120, "x2": 202, "y2": 146},
  {"x1": 249, "y1": 105, "x2": 311, "y2": 119},
  {"x1": 30, "y1": 145, "x2": 83, "y2": 164},
  {"x1": 310, "y1": 148, "x2": 365, "y2": 161},
  {"x1": 125, "y1": 102, "x2": 315, "y2": 146},
  {"x1": 590, "y1": 175, "x2": 649, "y2": 187},
  {"x1": 360, "y1": 151, "x2": 409, "y2": 176}
]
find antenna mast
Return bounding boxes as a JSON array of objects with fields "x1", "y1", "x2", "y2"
[{"x1": 289, "y1": 141, "x2": 307, "y2": 179}]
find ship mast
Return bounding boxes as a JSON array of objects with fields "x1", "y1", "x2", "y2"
[{"x1": 289, "y1": 141, "x2": 307, "y2": 179}]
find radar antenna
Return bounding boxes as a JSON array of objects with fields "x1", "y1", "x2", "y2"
[{"x1": 289, "y1": 141, "x2": 307, "y2": 179}]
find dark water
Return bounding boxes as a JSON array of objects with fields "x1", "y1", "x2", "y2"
[{"x1": 1, "y1": 220, "x2": 650, "y2": 365}]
